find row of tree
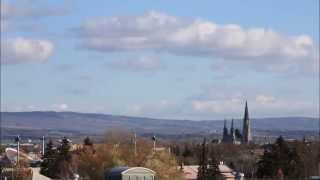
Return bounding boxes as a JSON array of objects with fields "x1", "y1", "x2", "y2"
[
  {"x1": 40, "y1": 134, "x2": 182, "y2": 180},
  {"x1": 39, "y1": 133, "x2": 319, "y2": 179},
  {"x1": 197, "y1": 138, "x2": 220, "y2": 180},
  {"x1": 40, "y1": 137, "x2": 74, "y2": 179},
  {"x1": 171, "y1": 136, "x2": 320, "y2": 179},
  {"x1": 257, "y1": 136, "x2": 320, "y2": 178}
]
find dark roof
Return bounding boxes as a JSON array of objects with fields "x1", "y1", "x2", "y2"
[
  {"x1": 108, "y1": 167, "x2": 130, "y2": 176},
  {"x1": 0, "y1": 156, "x2": 12, "y2": 166}
]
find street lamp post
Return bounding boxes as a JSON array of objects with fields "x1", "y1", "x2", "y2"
[
  {"x1": 42, "y1": 136, "x2": 45, "y2": 156},
  {"x1": 152, "y1": 135, "x2": 156, "y2": 152},
  {"x1": 15, "y1": 135, "x2": 20, "y2": 166},
  {"x1": 134, "y1": 133, "x2": 137, "y2": 156}
]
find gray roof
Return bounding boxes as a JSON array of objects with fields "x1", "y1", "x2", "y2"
[{"x1": 107, "y1": 167, "x2": 156, "y2": 176}]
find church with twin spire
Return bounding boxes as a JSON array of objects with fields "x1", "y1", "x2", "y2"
[{"x1": 222, "y1": 101, "x2": 252, "y2": 144}]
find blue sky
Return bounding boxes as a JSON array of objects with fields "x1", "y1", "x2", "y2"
[{"x1": 1, "y1": 0, "x2": 319, "y2": 120}]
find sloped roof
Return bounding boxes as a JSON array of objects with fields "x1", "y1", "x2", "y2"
[
  {"x1": 108, "y1": 167, "x2": 155, "y2": 176},
  {"x1": 108, "y1": 167, "x2": 130, "y2": 176},
  {"x1": 181, "y1": 165, "x2": 236, "y2": 179},
  {"x1": 122, "y1": 167, "x2": 155, "y2": 175}
]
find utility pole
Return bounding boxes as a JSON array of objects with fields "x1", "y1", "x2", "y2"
[
  {"x1": 0, "y1": 110, "x2": 1, "y2": 149},
  {"x1": 15, "y1": 135, "x2": 20, "y2": 166},
  {"x1": 42, "y1": 136, "x2": 45, "y2": 156},
  {"x1": 152, "y1": 135, "x2": 156, "y2": 152},
  {"x1": 134, "y1": 132, "x2": 137, "y2": 156}
]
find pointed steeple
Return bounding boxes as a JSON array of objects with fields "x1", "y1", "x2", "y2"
[
  {"x1": 222, "y1": 119, "x2": 228, "y2": 142},
  {"x1": 244, "y1": 101, "x2": 249, "y2": 121},
  {"x1": 230, "y1": 119, "x2": 236, "y2": 143},
  {"x1": 230, "y1": 119, "x2": 234, "y2": 134},
  {"x1": 242, "y1": 100, "x2": 252, "y2": 144}
]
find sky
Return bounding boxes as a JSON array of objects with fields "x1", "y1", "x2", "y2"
[{"x1": 1, "y1": 0, "x2": 319, "y2": 120}]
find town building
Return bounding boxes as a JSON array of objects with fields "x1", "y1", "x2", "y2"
[
  {"x1": 106, "y1": 167, "x2": 155, "y2": 180},
  {"x1": 180, "y1": 163, "x2": 244, "y2": 180},
  {"x1": 242, "y1": 101, "x2": 252, "y2": 144},
  {"x1": 221, "y1": 101, "x2": 252, "y2": 144},
  {"x1": 222, "y1": 119, "x2": 237, "y2": 144}
]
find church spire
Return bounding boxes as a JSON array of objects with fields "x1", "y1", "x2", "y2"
[
  {"x1": 244, "y1": 101, "x2": 249, "y2": 121},
  {"x1": 242, "y1": 101, "x2": 252, "y2": 144},
  {"x1": 223, "y1": 119, "x2": 228, "y2": 142},
  {"x1": 230, "y1": 119, "x2": 234, "y2": 134},
  {"x1": 231, "y1": 119, "x2": 236, "y2": 143}
]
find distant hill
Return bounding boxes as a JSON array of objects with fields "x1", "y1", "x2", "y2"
[{"x1": 1, "y1": 111, "x2": 318, "y2": 138}]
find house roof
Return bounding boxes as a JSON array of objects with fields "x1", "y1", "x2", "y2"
[
  {"x1": 108, "y1": 167, "x2": 156, "y2": 176},
  {"x1": 108, "y1": 167, "x2": 130, "y2": 176},
  {"x1": 181, "y1": 164, "x2": 236, "y2": 179}
]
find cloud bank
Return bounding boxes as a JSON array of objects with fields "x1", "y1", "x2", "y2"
[
  {"x1": 123, "y1": 93, "x2": 315, "y2": 120},
  {"x1": 1, "y1": 0, "x2": 69, "y2": 20},
  {"x1": 1, "y1": 37, "x2": 54, "y2": 64},
  {"x1": 75, "y1": 11, "x2": 315, "y2": 63},
  {"x1": 108, "y1": 56, "x2": 164, "y2": 72}
]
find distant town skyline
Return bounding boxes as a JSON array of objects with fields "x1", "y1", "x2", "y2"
[{"x1": 1, "y1": 0, "x2": 319, "y2": 120}]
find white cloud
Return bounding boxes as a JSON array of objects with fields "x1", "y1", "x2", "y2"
[
  {"x1": 108, "y1": 56, "x2": 164, "y2": 72},
  {"x1": 1, "y1": 0, "x2": 69, "y2": 20},
  {"x1": 1, "y1": 37, "x2": 54, "y2": 64},
  {"x1": 75, "y1": 11, "x2": 315, "y2": 64},
  {"x1": 2, "y1": 103, "x2": 70, "y2": 112},
  {"x1": 126, "y1": 105, "x2": 143, "y2": 116},
  {"x1": 189, "y1": 94, "x2": 314, "y2": 119},
  {"x1": 124, "y1": 99, "x2": 181, "y2": 119},
  {"x1": 1, "y1": 0, "x2": 70, "y2": 33},
  {"x1": 191, "y1": 98, "x2": 242, "y2": 114},
  {"x1": 255, "y1": 95, "x2": 276, "y2": 104},
  {"x1": 254, "y1": 95, "x2": 308, "y2": 111},
  {"x1": 51, "y1": 104, "x2": 69, "y2": 111},
  {"x1": 123, "y1": 89, "x2": 316, "y2": 120}
]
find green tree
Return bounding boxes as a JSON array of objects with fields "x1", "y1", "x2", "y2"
[
  {"x1": 197, "y1": 138, "x2": 209, "y2": 180},
  {"x1": 235, "y1": 129, "x2": 242, "y2": 139},
  {"x1": 207, "y1": 148, "x2": 220, "y2": 180},
  {"x1": 77, "y1": 144, "x2": 123, "y2": 180},
  {"x1": 40, "y1": 140, "x2": 59, "y2": 178},
  {"x1": 257, "y1": 136, "x2": 304, "y2": 178},
  {"x1": 144, "y1": 151, "x2": 182, "y2": 180},
  {"x1": 182, "y1": 144, "x2": 193, "y2": 158},
  {"x1": 41, "y1": 137, "x2": 74, "y2": 179},
  {"x1": 56, "y1": 137, "x2": 73, "y2": 179},
  {"x1": 83, "y1": 136, "x2": 93, "y2": 146},
  {"x1": 58, "y1": 137, "x2": 72, "y2": 161}
]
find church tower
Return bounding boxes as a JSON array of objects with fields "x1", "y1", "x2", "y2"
[
  {"x1": 222, "y1": 119, "x2": 228, "y2": 142},
  {"x1": 230, "y1": 119, "x2": 236, "y2": 143},
  {"x1": 242, "y1": 101, "x2": 252, "y2": 144}
]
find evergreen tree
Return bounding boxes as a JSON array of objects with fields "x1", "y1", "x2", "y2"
[
  {"x1": 235, "y1": 129, "x2": 242, "y2": 139},
  {"x1": 257, "y1": 149, "x2": 274, "y2": 178},
  {"x1": 56, "y1": 137, "x2": 73, "y2": 179},
  {"x1": 182, "y1": 144, "x2": 193, "y2": 158},
  {"x1": 83, "y1": 136, "x2": 93, "y2": 146},
  {"x1": 197, "y1": 138, "x2": 209, "y2": 180},
  {"x1": 207, "y1": 147, "x2": 220, "y2": 179},
  {"x1": 40, "y1": 137, "x2": 73, "y2": 178},
  {"x1": 40, "y1": 140, "x2": 59, "y2": 178},
  {"x1": 257, "y1": 136, "x2": 304, "y2": 178},
  {"x1": 286, "y1": 146, "x2": 304, "y2": 177},
  {"x1": 57, "y1": 137, "x2": 72, "y2": 162},
  {"x1": 171, "y1": 145, "x2": 181, "y2": 157},
  {"x1": 318, "y1": 146, "x2": 320, "y2": 174}
]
